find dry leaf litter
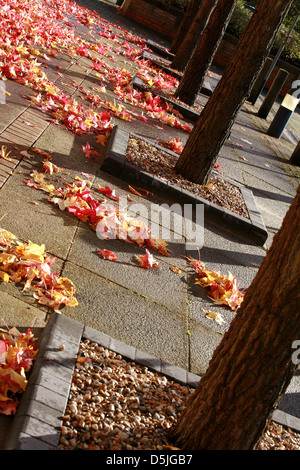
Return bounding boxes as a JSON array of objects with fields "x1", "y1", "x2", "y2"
[
  {"x1": 126, "y1": 137, "x2": 249, "y2": 219},
  {"x1": 58, "y1": 339, "x2": 300, "y2": 450}
]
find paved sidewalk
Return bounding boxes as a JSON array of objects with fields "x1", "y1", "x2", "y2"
[{"x1": 0, "y1": 0, "x2": 299, "y2": 449}]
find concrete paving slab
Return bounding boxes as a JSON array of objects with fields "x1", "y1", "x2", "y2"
[
  {"x1": 31, "y1": 122, "x2": 104, "y2": 176},
  {"x1": 199, "y1": 225, "x2": 266, "y2": 269},
  {"x1": 0, "y1": 83, "x2": 35, "y2": 134},
  {"x1": 0, "y1": 180, "x2": 78, "y2": 260},
  {"x1": 0, "y1": 290, "x2": 47, "y2": 328},
  {"x1": 189, "y1": 320, "x2": 224, "y2": 376},
  {"x1": 61, "y1": 261, "x2": 190, "y2": 370},
  {"x1": 67, "y1": 224, "x2": 188, "y2": 314}
]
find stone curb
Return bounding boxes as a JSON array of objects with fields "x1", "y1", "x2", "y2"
[
  {"x1": 146, "y1": 39, "x2": 175, "y2": 61},
  {"x1": 272, "y1": 409, "x2": 300, "y2": 434},
  {"x1": 4, "y1": 313, "x2": 200, "y2": 450},
  {"x1": 100, "y1": 126, "x2": 269, "y2": 246}
]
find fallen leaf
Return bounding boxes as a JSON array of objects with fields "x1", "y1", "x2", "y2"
[
  {"x1": 135, "y1": 249, "x2": 159, "y2": 269},
  {"x1": 0, "y1": 87, "x2": 11, "y2": 97},
  {"x1": 22, "y1": 120, "x2": 37, "y2": 128},
  {"x1": 185, "y1": 255, "x2": 245, "y2": 310},
  {"x1": 42, "y1": 160, "x2": 62, "y2": 174},
  {"x1": 98, "y1": 249, "x2": 117, "y2": 261},
  {"x1": 0, "y1": 229, "x2": 77, "y2": 313},
  {"x1": 0, "y1": 146, "x2": 13, "y2": 162},
  {"x1": 20, "y1": 150, "x2": 33, "y2": 158},
  {"x1": 204, "y1": 183, "x2": 216, "y2": 190},
  {"x1": 82, "y1": 142, "x2": 102, "y2": 159},
  {"x1": 128, "y1": 185, "x2": 146, "y2": 198},
  {"x1": 31, "y1": 148, "x2": 52, "y2": 159},
  {"x1": 159, "y1": 138, "x2": 183, "y2": 155},
  {"x1": 97, "y1": 185, "x2": 120, "y2": 201},
  {"x1": 202, "y1": 308, "x2": 226, "y2": 325},
  {"x1": 76, "y1": 356, "x2": 91, "y2": 363},
  {"x1": 170, "y1": 266, "x2": 181, "y2": 274}
]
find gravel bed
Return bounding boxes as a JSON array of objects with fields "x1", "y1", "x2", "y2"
[
  {"x1": 126, "y1": 136, "x2": 249, "y2": 219},
  {"x1": 57, "y1": 339, "x2": 192, "y2": 450},
  {"x1": 57, "y1": 339, "x2": 300, "y2": 451}
]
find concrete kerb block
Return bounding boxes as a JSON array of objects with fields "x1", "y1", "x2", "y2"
[
  {"x1": 6, "y1": 431, "x2": 56, "y2": 450},
  {"x1": 119, "y1": 159, "x2": 140, "y2": 183},
  {"x1": 272, "y1": 409, "x2": 300, "y2": 433},
  {"x1": 99, "y1": 125, "x2": 128, "y2": 176},
  {"x1": 146, "y1": 39, "x2": 175, "y2": 61},
  {"x1": 142, "y1": 51, "x2": 182, "y2": 80},
  {"x1": 240, "y1": 186, "x2": 268, "y2": 245},
  {"x1": 101, "y1": 127, "x2": 269, "y2": 246},
  {"x1": 137, "y1": 169, "x2": 154, "y2": 188}
]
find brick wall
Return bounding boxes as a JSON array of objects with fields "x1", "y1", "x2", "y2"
[{"x1": 121, "y1": 0, "x2": 183, "y2": 38}]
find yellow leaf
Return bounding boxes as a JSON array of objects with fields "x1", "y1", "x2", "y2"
[
  {"x1": 0, "y1": 271, "x2": 10, "y2": 283},
  {"x1": 204, "y1": 310, "x2": 226, "y2": 325},
  {"x1": 22, "y1": 242, "x2": 45, "y2": 261},
  {"x1": 170, "y1": 266, "x2": 181, "y2": 274}
]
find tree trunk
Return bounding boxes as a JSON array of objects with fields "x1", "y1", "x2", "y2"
[
  {"x1": 174, "y1": 0, "x2": 238, "y2": 106},
  {"x1": 171, "y1": 0, "x2": 218, "y2": 71},
  {"x1": 171, "y1": 185, "x2": 300, "y2": 450},
  {"x1": 170, "y1": 0, "x2": 203, "y2": 54},
  {"x1": 175, "y1": 0, "x2": 293, "y2": 185}
]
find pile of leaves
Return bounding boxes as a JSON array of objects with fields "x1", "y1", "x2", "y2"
[
  {"x1": 0, "y1": 322, "x2": 38, "y2": 415},
  {"x1": 25, "y1": 164, "x2": 170, "y2": 259},
  {"x1": 159, "y1": 137, "x2": 184, "y2": 155},
  {"x1": 185, "y1": 255, "x2": 245, "y2": 310},
  {"x1": 0, "y1": 229, "x2": 77, "y2": 313}
]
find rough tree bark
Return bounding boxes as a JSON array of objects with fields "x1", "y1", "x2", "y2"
[
  {"x1": 171, "y1": 185, "x2": 300, "y2": 450},
  {"x1": 174, "y1": 0, "x2": 238, "y2": 106},
  {"x1": 170, "y1": 0, "x2": 203, "y2": 54},
  {"x1": 171, "y1": 0, "x2": 218, "y2": 71},
  {"x1": 175, "y1": 0, "x2": 293, "y2": 185}
]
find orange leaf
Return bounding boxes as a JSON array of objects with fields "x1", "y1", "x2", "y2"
[{"x1": 128, "y1": 185, "x2": 146, "y2": 198}]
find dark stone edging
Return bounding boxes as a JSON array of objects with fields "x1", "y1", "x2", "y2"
[
  {"x1": 4, "y1": 313, "x2": 200, "y2": 450},
  {"x1": 142, "y1": 50, "x2": 181, "y2": 79},
  {"x1": 100, "y1": 126, "x2": 268, "y2": 246},
  {"x1": 5, "y1": 313, "x2": 300, "y2": 450},
  {"x1": 146, "y1": 39, "x2": 175, "y2": 61}
]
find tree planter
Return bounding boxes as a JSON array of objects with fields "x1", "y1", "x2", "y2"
[{"x1": 100, "y1": 126, "x2": 268, "y2": 246}]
